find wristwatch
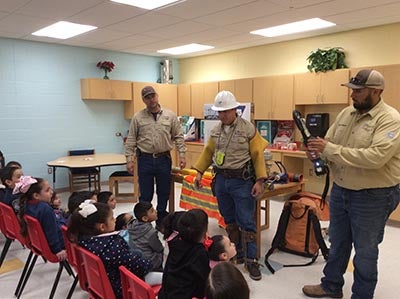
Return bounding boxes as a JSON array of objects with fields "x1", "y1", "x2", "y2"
[{"x1": 126, "y1": 155, "x2": 134, "y2": 163}]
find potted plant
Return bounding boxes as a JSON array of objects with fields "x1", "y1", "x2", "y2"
[
  {"x1": 306, "y1": 47, "x2": 348, "y2": 73},
  {"x1": 97, "y1": 61, "x2": 115, "y2": 79}
]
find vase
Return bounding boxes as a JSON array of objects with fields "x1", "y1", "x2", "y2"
[{"x1": 103, "y1": 70, "x2": 109, "y2": 79}]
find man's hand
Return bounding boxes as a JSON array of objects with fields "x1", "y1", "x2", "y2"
[
  {"x1": 251, "y1": 179, "x2": 264, "y2": 197},
  {"x1": 306, "y1": 137, "x2": 327, "y2": 155},
  {"x1": 126, "y1": 161, "x2": 135, "y2": 174},
  {"x1": 194, "y1": 172, "x2": 202, "y2": 189},
  {"x1": 179, "y1": 157, "x2": 186, "y2": 169}
]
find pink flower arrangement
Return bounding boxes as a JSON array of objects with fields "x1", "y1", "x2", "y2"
[{"x1": 96, "y1": 61, "x2": 115, "y2": 72}]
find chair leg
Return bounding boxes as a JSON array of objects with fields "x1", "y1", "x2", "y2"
[
  {"x1": 0, "y1": 237, "x2": 13, "y2": 268},
  {"x1": 66, "y1": 275, "x2": 79, "y2": 299},
  {"x1": 16, "y1": 252, "x2": 37, "y2": 298},
  {"x1": 48, "y1": 262, "x2": 65, "y2": 299}
]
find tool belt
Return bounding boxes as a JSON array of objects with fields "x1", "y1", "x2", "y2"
[
  {"x1": 140, "y1": 151, "x2": 170, "y2": 158},
  {"x1": 213, "y1": 161, "x2": 255, "y2": 180}
]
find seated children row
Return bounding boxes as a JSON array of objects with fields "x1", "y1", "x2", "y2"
[{"x1": 8, "y1": 175, "x2": 244, "y2": 299}]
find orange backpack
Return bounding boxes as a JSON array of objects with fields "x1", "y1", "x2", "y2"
[{"x1": 264, "y1": 191, "x2": 329, "y2": 273}]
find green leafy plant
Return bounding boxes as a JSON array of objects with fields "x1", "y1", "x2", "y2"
[{"x1": 306, "y1": 47, "x2": 348, "y2": 73}]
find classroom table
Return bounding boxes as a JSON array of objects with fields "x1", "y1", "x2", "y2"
[{"x1": 47, "y1": 153, "x2": 126, "y2": 190}]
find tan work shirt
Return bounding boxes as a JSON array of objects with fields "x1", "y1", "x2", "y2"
[
  {"x1": 323, "y1": 99, "x2": 400, "y2": 190},
  {"x1": 125, "y1": 106, "x2": 186, "y2": 159},
  {"x1": 193, "y1": 117, "x2": 267, "y2": 180}
]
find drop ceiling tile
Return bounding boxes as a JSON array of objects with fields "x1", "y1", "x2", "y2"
[
  {"x1": 0, "y1": 0, "x2": 31, "y2": 13},
  {"x1": 15, "y1": 0, "x2": 102, "y2": 19},
  {"x1": 96, "y1": 34, "x2": 160, "y2": 51},
  {"x1": 144, "y1": 20, "x2": 212, "y2": 39},
  {"x1": 0, "y1": 13, "x2": 54, "y2": 37},
  {"x1": 106, "y1": 11, "x2": 183, "y2": 34}
]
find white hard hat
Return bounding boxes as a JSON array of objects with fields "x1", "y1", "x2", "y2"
[{"x1": 211, "y1": 90, "x2": 241, "y2": 111}]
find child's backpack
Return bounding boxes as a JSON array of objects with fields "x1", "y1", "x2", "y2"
[{"x1": 264, "y1": 191, "x2": 329, "y2": 274}]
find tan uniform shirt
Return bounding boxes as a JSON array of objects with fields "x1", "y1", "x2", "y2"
[
  {"x1": 323, "y1": 99, "x2": 400, "y2": 190},
  {"x1": 193, "y1": 117, "x2": 267, "y2": 180},
  {"x1": 125, "y1": 106, "x2": 186, "y2": 159}
]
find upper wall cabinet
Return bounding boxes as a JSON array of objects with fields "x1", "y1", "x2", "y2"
[
  {"x1": 253, "y1": 74, "x2": 294, "y2": 120},
  {"x1": 294, "y1": 69, "x2": 349, "y2": 105},
  {"x1": 178, "y1": 83, "x2": 191, "y2": 116},
  {"x1": 124, "y1": 82, "x2": 177, "y2": 120},
  {"x1": 190, "y1": 82, "x2": 218, "y2": 118},
  {"x1": 81, "y1": 78, "x2": 132, "y2": 101},
  {"x1": 219, "y1": 78, "x2": 253, "y2": 102}
]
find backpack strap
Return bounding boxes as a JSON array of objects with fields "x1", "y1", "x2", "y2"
[
  {"x1": 309, "y1": 212, "x2": 329, "y2": 260},
  {"x1": 264, "y1": 204, "x2": 291, "y2": 274}
]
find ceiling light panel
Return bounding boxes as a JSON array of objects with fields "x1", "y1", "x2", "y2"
[
  {"x1": 157, "y1": 43, "x2": 214, "y2": 55},
  {"x1": 32, "y1": 21, "x2": 97, "y2": 39},
  {"x1": 110, "y1": 0, "x2": 181, "y2": 10}
]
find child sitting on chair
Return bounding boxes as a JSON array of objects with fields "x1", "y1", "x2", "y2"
[
  {"x1": 97, "y1": 191, "x2": 117, "y2": 210},
  {"x1": 1, "y1": 166, "x2": 23, "y2": 212},
  {"x1": 129, "y1": 202, "x2": 164, "y2": 271},
  {"x1": 50, "y1": 191, "x2": 68, "y2": 226},
  {"x1": 17, "y1": 176, "x2": 66, "y2": 261},
  {"x1": 206, "y1": 234, "x2": 237, "y2": 268},
  {"x1": 158, "y1": 209, "x2": 211, "y2": 299},
  {"x1": 68, "y1": 201, "x2": 161, "y2": 299}
]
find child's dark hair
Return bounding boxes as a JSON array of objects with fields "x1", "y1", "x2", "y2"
[
  {"x1": 161, "y1": 211, "x2": 185, "y2": 240},
  {"x1": 115, "y1": 213, "x2": 133, "y2": 230},
  {"x1": 208, "y1": 235, "x2": 226, "y2": 261},
  {"x1": 0, "y1": 166, "x2": 19, "y2": 186},
  {"x1": 97, "y1": 191, "x2": 112, "y2": 204},
  {"x1": 134, "y1": 202, "x2": 153, "y2": 222},
  {"x1": 0, "y1": 150, "x2": 4, "y2": 168},
  {"x1": 205, "y1": 262, "x2": 250, "y2": 299},
  {"x1": 18, "y1": 178, "x2": 44, "y2": 237},
  {"x1": 50, "y1": 191, "x2": 58, "y2": 207},
  {"x1": 6, "y1": 161, "x2": 22, "y2": 168},
  {"x1": 178, "y1": 209, "x2": 208, "y2": 243},
  {"x1": 67, "y1": 190, "x2": 96, "y2": 213},
  {"x1": 67, "y1": 202, "x2": 111, "y2": 243}
]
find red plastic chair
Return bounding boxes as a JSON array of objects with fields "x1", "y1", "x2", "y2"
[
  {"x1": 0, "y1": 202, "x2": 13, "y2": 268},
  {"x1": 119, "y1": 265, "x2": 161, "y2": 299},
  {"x1": 0, "y1": 202, "x2": 35, "y2": 297},
  {"x1": 61, "y1": 225, "x2": 88, "y2": 298},
  {"x1": 22, "y1": 215, "x2": 74, "y2": 299},
  {"x1": 76, "y1": 245, "x2": 116, "y2": 299}
]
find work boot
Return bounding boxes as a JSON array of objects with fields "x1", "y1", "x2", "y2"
[
  {"x1": 245, "y1": 259, "x2": 262, "y2": 281},
  {"x1": 302, "y1": 284, "x2": 343, "y2": 298}
]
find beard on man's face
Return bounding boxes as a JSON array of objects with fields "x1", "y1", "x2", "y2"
[{"x1": 353, "y1": 92, "x2": 374, "y2": 112}]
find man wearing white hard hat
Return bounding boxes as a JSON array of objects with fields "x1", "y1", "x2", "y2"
[
  {"x1": 303, "y1": 69, "x2": 400, "y2": 299},
  {"x1": 193, "y1": 90, "x2": 267, "y2": 281}
]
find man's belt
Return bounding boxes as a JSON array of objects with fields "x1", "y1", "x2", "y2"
[
  {"x1": 140, "y1": 151, "x2": 170, "y2": 158},
  {"x1": 213, "y1": 167, "x2": 244, "y2": 178}
]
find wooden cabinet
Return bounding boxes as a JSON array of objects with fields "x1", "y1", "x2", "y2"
[
  {"x1": 81, "y1": 78, "x2": 132, "y2": 101},
  {"x1": 253, "y1": 74, "x2": 294, "y2": 120},
  {"x1": 185, "y1": 142, "x2": 204, "y2": 169},
  {"x1": 294, "y1": 69, "x2": 349, "y2": 105},
  {"x1": 124, "y1": 82, "x2": 177, "y2": 119},
  {"x1": 177, "y1": 84, "x2": 191, "y2": 116},
  {"x1": 219, "y1": 78, "x2": 253, "y2": 102},
  {"x1": 190, "y1": 82, "x2": 218, "y2": 118}
]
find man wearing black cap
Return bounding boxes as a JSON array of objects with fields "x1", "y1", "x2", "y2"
[
  {"x1": 302, "y1": 69, "x2": 400, "y2": 299},
  {"x1": 125, "y1": 85, "x2": 186, "y2": 227}
]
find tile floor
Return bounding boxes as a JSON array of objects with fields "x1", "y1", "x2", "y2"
[{"x1": 1, "y1": 182, "x2": 399, "y2": 298}]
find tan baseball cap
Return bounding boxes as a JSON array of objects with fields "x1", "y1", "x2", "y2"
[
  {"x1": 141, "y1": 86, "x2": 156, "y2": 98},
  {"x1": 342, "y1": 69, "x2": 385, "y2": 90}
]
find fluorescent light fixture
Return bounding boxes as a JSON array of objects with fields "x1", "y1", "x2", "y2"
[
  {"x1": 158, "y1": 43, "x2": 214, "y2": 55},
  {"x1": 110, "y1": 0, "x2": 181, "y2": 10},
  {"x1": 32, "y1": 21, "x2": 97, "y2": 39},
  {"x1": 250, "y1": 18, "x2": 336, "y2": 37}
]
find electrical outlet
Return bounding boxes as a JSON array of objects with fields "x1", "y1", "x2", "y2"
[
  {"x1": 48, "y1": 167, "x2": 52, "y2": 174},
  {"x1": 308, "y1": 168, "x2": 314, "y2": 176}
]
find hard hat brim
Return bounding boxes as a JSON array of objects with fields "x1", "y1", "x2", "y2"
[{"x1": 211, "y1": 103, "x2": 241, "y2": 111}]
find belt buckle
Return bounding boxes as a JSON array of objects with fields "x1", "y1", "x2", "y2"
[{"x1": 152, "y1": 153, "x2": 158, "y2": 158}]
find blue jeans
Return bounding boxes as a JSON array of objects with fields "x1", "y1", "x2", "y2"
[
  {"x1": 137, "y1": 154, "x2": 172, "y2": 225},
  {"x1": 321, "y1": 183, "x2": 399, "y2": 299},
  {"x1": 214, "y1": 174, "x2": 257, "y2": 259}
]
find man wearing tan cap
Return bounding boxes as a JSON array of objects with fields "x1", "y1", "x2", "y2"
[
  {"x1": 125, "y1": 85, "x2": 186, "y2": 227},
  {"x1": 303, "y1": 69, "x2": 400, "y2": 298}
]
